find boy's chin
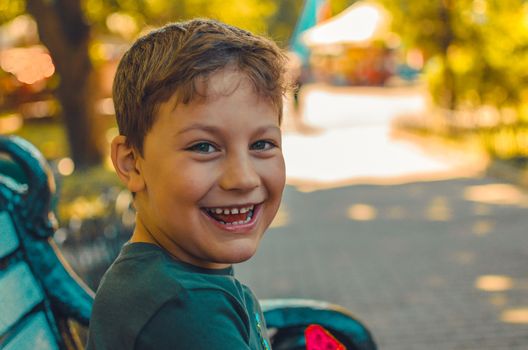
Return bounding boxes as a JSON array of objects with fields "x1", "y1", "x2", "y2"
[{"x1": 217, "y1": 245, "x2": 259, "y2": 265}]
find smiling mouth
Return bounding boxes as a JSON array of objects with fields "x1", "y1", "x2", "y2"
[{"x1": 202, "y1": 204, "x2": 256, "y2": 226}]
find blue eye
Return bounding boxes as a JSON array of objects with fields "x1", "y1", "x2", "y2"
[
  {"x1": 187, "y1": 142, "x2": 218, "y2": 154},
  {"x1": 251, "y1": 140, "x2": 275, "y2": 151}
]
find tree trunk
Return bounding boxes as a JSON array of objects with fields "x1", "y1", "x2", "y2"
[
  {"x1": 26, "y1": 0, "x2": 103, "y2": 169},
  {"x1": 439, "y1": 0, "x2": 456, "y2": 111}
]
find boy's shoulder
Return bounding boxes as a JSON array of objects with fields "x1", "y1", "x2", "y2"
[
  {"x1": 94, "y1": 242, "x2": 242, "y2": 306},
  {"x1": 87, "y1": 243, "x2": 260, "y2": 350}
]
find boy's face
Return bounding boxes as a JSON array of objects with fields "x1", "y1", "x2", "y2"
[{"x1": 132, "y1": 68, "x2": 285, "y2": 269}]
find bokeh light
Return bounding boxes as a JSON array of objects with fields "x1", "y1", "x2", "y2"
[
  {"x1": 57, "y1": 158, "x2": 75, "y2": 176},
  {"x1": 0, "y1": 114, "x2": 23, "y2": 134},
  {"x1": 501, "y1": 308, "x2": 528, "y2": 324},
  {"x1": 475, "y1": 275, "x2": 514, "y2": 292},
  {"x1": 347, "y1": 204, "x2": 377, "y2": 221},
  {"x1": 0, "y1": 46, "x2": 55, "y2": 84},
  {"x1": 464, "y1": 184, "x2": 528, "y2": 206}
]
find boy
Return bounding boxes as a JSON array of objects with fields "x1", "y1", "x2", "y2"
[{"x1": 87, "y1": 19, "x2": 288, "y2": 349}]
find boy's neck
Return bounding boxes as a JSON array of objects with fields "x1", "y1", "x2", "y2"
[{"x1": 130, "y1": 218, "x2": 233, "y2": 270}]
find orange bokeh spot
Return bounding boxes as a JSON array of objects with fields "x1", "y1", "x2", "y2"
[{"x1": 0, "y1": 46, "x2": 55, "y2": 84}]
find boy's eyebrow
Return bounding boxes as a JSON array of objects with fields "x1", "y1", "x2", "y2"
[
  {"x1": 177, "y1": 123, "x2": 281, "y2": 135},
  {"x1": 177, "y1": 124, "x2": 221, "y2": 135}
]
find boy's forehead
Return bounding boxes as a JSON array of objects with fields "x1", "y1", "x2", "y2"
[
  {"x1": 199, "y1": 68, "x2": 249, "y2": 98},
  {"x1": 167, "y1": 68, "x2": 273, "y2": 111},
  {"x1": 150, "y1": 69, "x2": 280, "y2": 136}
]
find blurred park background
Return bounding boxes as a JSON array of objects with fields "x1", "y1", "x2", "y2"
[{"x1": 2, "y1": 0, "x2": 528, "y2": 348}]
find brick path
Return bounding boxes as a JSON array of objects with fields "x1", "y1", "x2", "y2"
[{"x1": 237, "y1": 177, "x2": 528, "y2": 349}]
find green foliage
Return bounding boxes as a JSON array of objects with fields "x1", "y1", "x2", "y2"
[
  {"x1": 14, "y1": 121, "x2": 70, "y2": 159},
  {"x1": 81, "y1": 0, "x2": 302, "y2": 46},
  {"x1": 380, "y1": 0, "x2": 528, "y2": 113},
  {"x1": 330, "y1": 0, "x2": 357, "y2": 16},
  {"x1": 0, "y1": 0, "x2": 25, "y2": 24},
  {"x1": 12, "y1": 120, "x2": 122, "y2": 222},
  {"x1": 268, "y1": 0, "x2": 304, "y2": 44},
  {"x1": 57, "y1": 164, "x2": 122, "y2": 223},
  {"x1": 378, "y1": 0, "x2": 449, "y2": 57},
  {"x1": 181, "y1": 0, "x2": 277, "y2": 34},
  {"x1": 380, "y1": 0, "x2": 528, "y2": 161}
]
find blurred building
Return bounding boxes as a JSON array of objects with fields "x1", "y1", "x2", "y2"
[{"x1": 301, "y1": 1, "x2": 396, "y2": 86}]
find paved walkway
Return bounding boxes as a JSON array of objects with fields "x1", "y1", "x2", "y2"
[{"x1": 236, "y1": 85, "x2": 528, "y2": 349}]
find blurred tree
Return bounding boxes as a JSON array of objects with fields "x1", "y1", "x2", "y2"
[
  {"x1": 378, "y1": 0, "x2": 528, "y2": 115},
  {"x1": 1, "y1": 0, "x2": 102, "y2": 168},
  {"x1": 2, "y1": 0, "x2": 307, "y2": 168},
  {"x1": 25, "y1": 0, "x2": 102, "y2": 168},
  {"x1": 377, "y1": 0, "x2": 528, "y2": 160},
  {"x1": 376, "y1": 0, "x2": 456, "y2": 109},
  {"x1": 268, "y1": 0, "x2": 305, "y2": 45},
  {"x1": 0, "y1": 2, "x2": 24, "y2": 23},
  {"x1": 330, "y1": 0, "x2": 357, "y2": 14}
]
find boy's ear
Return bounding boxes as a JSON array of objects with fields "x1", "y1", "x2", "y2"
[{"x1": 111, "y1": 136, "x2": 145, "y2": 193}]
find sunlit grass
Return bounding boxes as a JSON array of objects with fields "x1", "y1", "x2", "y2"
[
  {"x1": 58, "y1": 165, "x2": 123, "y2": 222},
  {"x1": 14, "y1": 121, "x2": 69, "y2": 159},
  {"x1": 7, "y1": 119, "x2": 123, "y2": 222}
]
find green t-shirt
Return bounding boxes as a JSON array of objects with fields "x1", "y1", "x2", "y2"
[{"x1": 86, "y1": 243, "x2": 271, "y2": 350}]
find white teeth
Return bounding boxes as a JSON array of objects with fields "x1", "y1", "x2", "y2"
[
  {"x1": 207, "y1": 205, "x2": 255, "y2": 222},
  {"x1": 209, "y1": 206, "x2": 254, "y2": 214},
  {"x1": 243, "y1": 214, "x2": 252, "y2": 224}
]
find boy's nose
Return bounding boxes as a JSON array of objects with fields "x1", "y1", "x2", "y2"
[{"x1": 219, "y1": 154, "x2": 260, "y2": 192}]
